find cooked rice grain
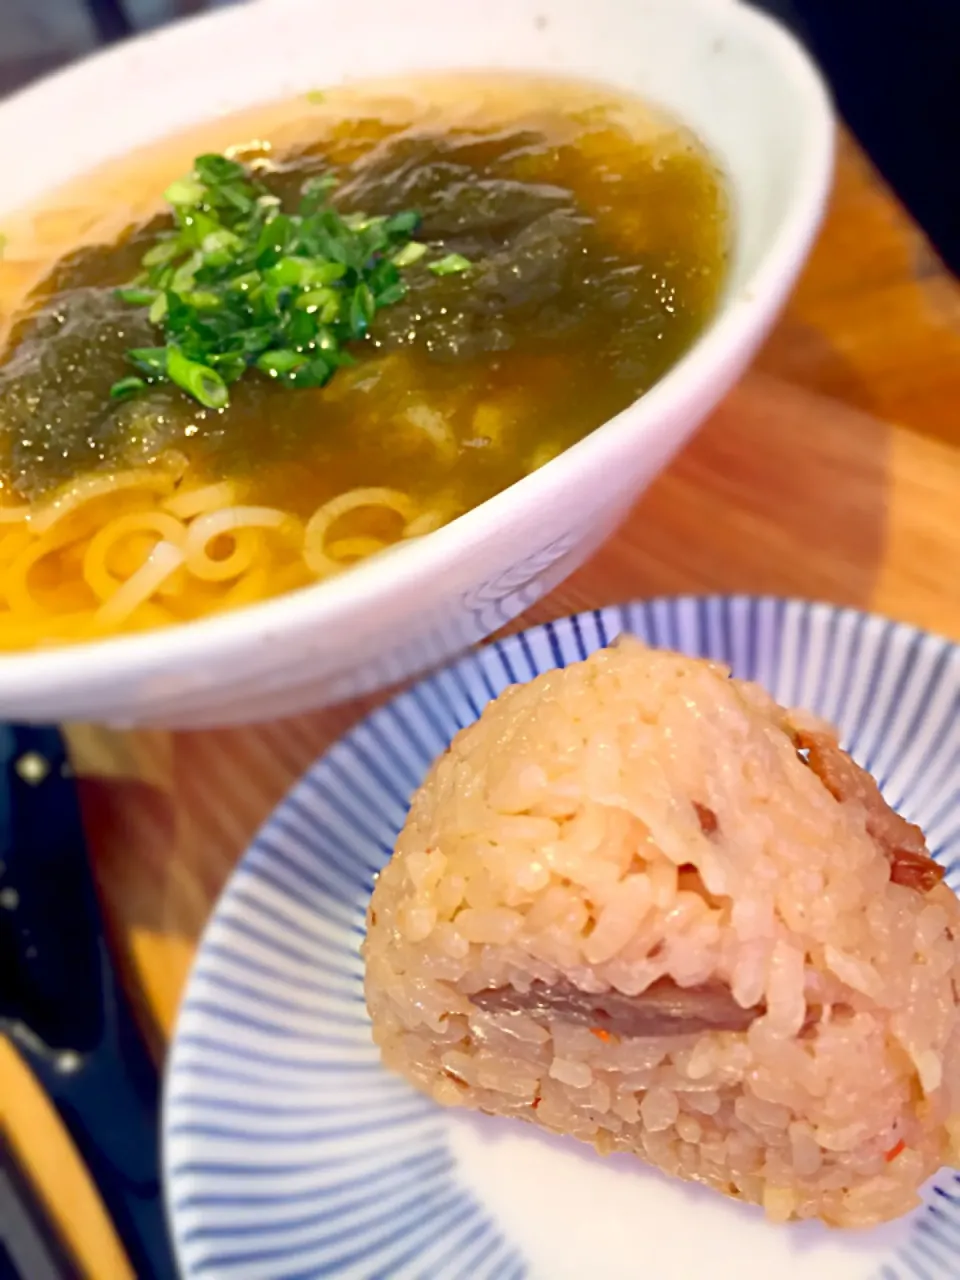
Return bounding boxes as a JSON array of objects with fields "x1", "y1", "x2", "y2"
[{"x1": 363, "y1": 639, "x2": 960, "y2": 1226}]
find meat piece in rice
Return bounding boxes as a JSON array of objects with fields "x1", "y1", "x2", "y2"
[
  {"x1": 363, "y1": 638, "x2": 960, "y2": 1227},
  {"x1": 793, "y1": 726, "x2": 944, "y2": 893}
]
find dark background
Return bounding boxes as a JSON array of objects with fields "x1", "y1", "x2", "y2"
[
  {"x1": 766, "y1": 1, "x2": 960, "y2": 278},
  {"x1": 0, "y1": 0, "x2": 958, "y2": 275}
]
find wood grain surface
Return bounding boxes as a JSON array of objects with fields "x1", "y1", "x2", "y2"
[{"x1": 3, "y1": 132, "x2": 960, "y2": 1279}]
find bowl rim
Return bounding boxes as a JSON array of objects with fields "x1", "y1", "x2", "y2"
[{"x1": 0, "y1": 0, "x2": 834, "y2": 700}]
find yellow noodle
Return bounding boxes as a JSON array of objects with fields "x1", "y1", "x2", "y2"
[
  {"x1": 217, "y1": 563, "x2": 272, "y2": 610},
  {"x1": 0, "y1": 475, "x2": 443, "y2": 647},
  {"x1": 164, "y1": 480, "x2": 239, "y2": 521},
  {"x1": 194, "y1": 527, "x2": 263, "y2": 583},
  {"x1": 184, "y1": 506, "x2": 294, "y2": 583},
  {"x1": 82, "y1": 511, "x2": 186, "y2": 601},
  {"x1": 3, "y1": 530, "x2": 86, "y2": 616},
  {"x1": 28, "y1": 467, "x2": 181, "y2": 536},
  {"x1": 0, "y1": 504, "x2": 30, "y2": 525},
  {"x1": 303, "y1": 487, "x2": 417, "y2": 577},
  {"x1": 402, "y1": 508, "x2": 449, "y2": 539},
  {"x1": 210, "y1": 556, "x2": 311, "y2": 613},
  {"x1": 111, "y1": 532, "x2": 160, "y2": 579},
  {"x1": 94, "y1": 540, "x2": 186, "y2": 630},
  {"x1": 326, "y1": 536, "x2": 388, "y2": 562},
  {"x1": 156, "y1": 564, "x2": 189, "y2": 601}
]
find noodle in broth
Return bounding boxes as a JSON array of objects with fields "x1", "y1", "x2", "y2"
[{"x1": 0, "y1": 74, "x2": 729, "y2": 650}]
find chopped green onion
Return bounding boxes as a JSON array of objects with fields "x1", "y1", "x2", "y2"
[
  {"x1": 289, "y1": 354, "x2": 334, "y2": 387},
  {"x1": 320, "y1": 297, "x2": 341, "y2": 324},
  {"x1": 181, "y1": 209, "x2": 220, "y2": 247},
  {"x1": 263, "y1": 256, "x2": 307, "y2": 287},
  {"x1": 166, "y1": 347, "x2": 229, "y2": 410},
  {"x1": 225, "y1": 270, "x2": 260, "y2": 295},
  {"x1": 113, "y1": 151, "x2": 427, "y2": 407},
  {"x1": 109, "y1": 376, "x2": 147, "y2": 399},
  {"x1": 385, "y1": 211, "x2": 420, "y2": 236},
  {"x1": 344, "y1": 213, "x2": 386, "y2": 233},
  {"x1": 207, "y1": 352, "x2": 247, "y2": 382},
  {"x1": 164, "y1": 178, "x2": 207, "y2": 207},
  {"x1": 194, "y1": 153, "x2": 247, "y2": 185},
  {"x1": 286, "y1": 309, "x2": 318, "y2": 349},
  {"x1": 295, "y1": 287, "x2": 338, "y2": 314},
  {"x1": 0, "y1": 233, "x2": 7, "y2": 259},
  {"x1": 115, "y1": 287, "x2": 157, "y2": 306},
  {"x1": 392, "y1": 241, "x2": 428, "y2": 268},
  {"x1": 306, "y1": 89, "x2": 326, "y2": 104},
  {"x1": 182, "y1": 290, "x2": 222, "y2": 310},
  {"x1": 348, "y1": 283, "x2": 376, "y2": 338},
  {"x1": 149, "y1": 293, "x2": 168, "y2": 324},
  {"x1": 428, "y1": 252, "x2": 472, "y2": 276},
  {"x1": 142, "y1": 240, "x2": 181, "y2": 267},
  {"x1": 256, "y1": 349, "x2": 307, "y2": 378},
  {"x1": 200, "y1": 227, "x2": 243, "y2": 261},
  {"x1": 169, "y1": 251, "x2": 203, "y2": 295},
  {"x1": 217, "y1": 185, "x2": 256, "y2": 216},
  {"x1": 307, "y1": 260, "x2": 346, "y2": 285},
  {"x1": 264, "y1": 256, "x2": 344, "y2": 288},
  {"x1": 259, "y1": 284, "x2": 286, "y2": 318},
  {"x1": 375, "y1": 280, "x2": 407, "y2": 307},
  {"x1": 255, "y1": 213, "x2": 294, "y2": 265},
  {"x1": 127, "y1": 347, "x2": 170, "y2": 377}
]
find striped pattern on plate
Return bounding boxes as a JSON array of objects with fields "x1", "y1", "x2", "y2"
[{"x1": 165, "y1": 596, "x2": 960, "y2": 1280}]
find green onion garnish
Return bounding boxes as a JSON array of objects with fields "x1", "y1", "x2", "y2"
[
  {"x1": 163, "y1": 178, "x2": 207, "y2": 207},
  {"x1": 142, "y1": 240, "x2": 182, "y2": 268},
  {"x1": 114, "y1": 287, "x2": 157, "y2": 306},
  {"x1": 110, "y1": 376, "x2": 147, "y2": 399},
  {"x1": 392, "y1": 241, "x2": 428, "y2": 268},
  {"x1": 428, "y1": 253, "x2": 472, "y2": 276},
  {"x1": 149, "y1": 294, "x2": 169, "y2": 324},
  {"x1": 256, "y1": 349, "x2": 308, "y2": 381},
  {"x1": 109, "y1": 150, "x2": 471, "y2": 408},
  {"x1": 126, "y1": 347, "x2": 169, "y2": 377},
  {"x1": 166, "y1": 347, "x2": 229, "y2": 410}
]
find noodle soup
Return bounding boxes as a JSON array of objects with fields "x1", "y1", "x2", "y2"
[{"x1": 0, "y1": 74, "x2": 728, "y2": 650}]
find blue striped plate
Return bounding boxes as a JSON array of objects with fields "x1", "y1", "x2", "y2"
[{"x1": 165, "y1": 596, "x2": 960, "y2": 1280}]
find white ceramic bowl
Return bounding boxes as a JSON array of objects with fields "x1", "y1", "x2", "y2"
[{"x1": 0, "y1": 0, "x2": 833, "y2": 728}]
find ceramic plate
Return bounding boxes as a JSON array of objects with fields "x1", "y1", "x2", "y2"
[{"x1": 165, "y1": 596, "x2": 960, "y2": 1280}]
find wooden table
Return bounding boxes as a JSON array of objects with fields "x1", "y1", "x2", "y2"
[{"x1": 4, "y1": 132, "x2": 960, "y2": 1279}]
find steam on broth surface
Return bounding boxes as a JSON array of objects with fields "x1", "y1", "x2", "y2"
[{"x1": 0, "y1": 74, "x2": 728, "y2": 650}]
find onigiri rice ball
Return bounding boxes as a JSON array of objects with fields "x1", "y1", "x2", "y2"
[{"x1": 363, "y1": 638, "x2": 960, "y2": 1227}]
